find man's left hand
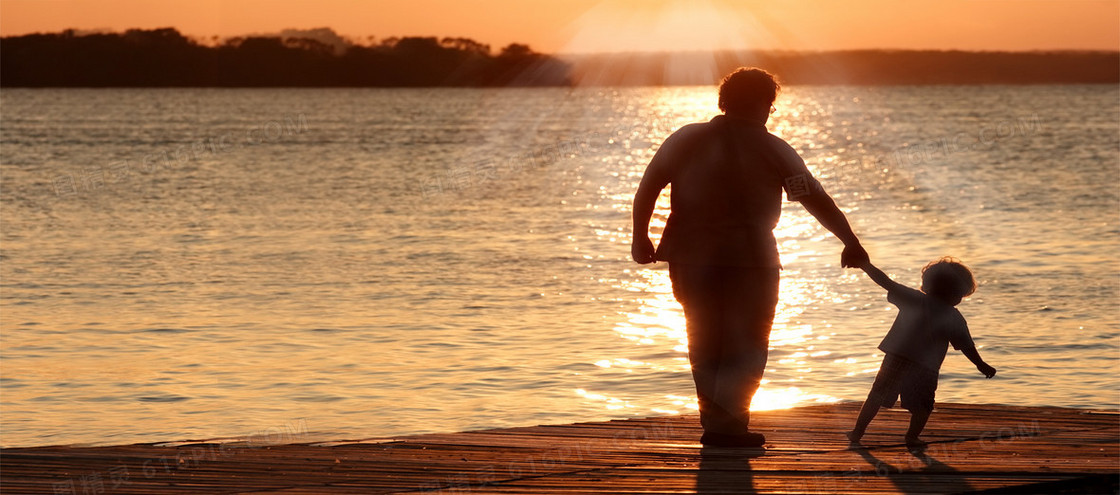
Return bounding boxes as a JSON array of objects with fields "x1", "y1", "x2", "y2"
[{"x1": 841, "y1": 244, "x2": 869, "y2": 268}]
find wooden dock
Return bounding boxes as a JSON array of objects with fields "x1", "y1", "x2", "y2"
[{"x1": 2, "y1": 403, "x2": 1116, "y2": 494}]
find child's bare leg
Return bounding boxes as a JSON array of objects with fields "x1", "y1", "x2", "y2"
[
  {"x1": 848, "y1": 401, "x2": 880, "y2": 443},
  {"x1": 905, "y1": 409, "x2": 931, "y2": 447}
]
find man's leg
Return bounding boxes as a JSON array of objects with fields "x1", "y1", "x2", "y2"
[
  {"x1": 714, "y1": 267, "x2": 779, "y2": 431},
  {"x1": 671, "y1": 263, "x2": 740, "y2": 435},
  {"x1": 672, "y1": 264, "x2": 779, "y2": 440}
]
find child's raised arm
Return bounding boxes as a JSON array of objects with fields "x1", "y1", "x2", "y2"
[{"x1": 861, "y1": 261, "x2": 908, "y2": 293}]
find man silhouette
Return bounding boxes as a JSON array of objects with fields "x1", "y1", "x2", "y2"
[{"x1": 631, "y1": 67, "x2": 868, "y2": 447}]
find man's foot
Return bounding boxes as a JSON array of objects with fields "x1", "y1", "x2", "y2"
[
  {"x1": 700, "y1": 431, "x2": 766, "y2": 448},
  {"x1": 845, "y1": 430, "x2": 865, "y2": 447},
  {"x1": 905, "y1": 436, "x2": 928, "y2": 450}
]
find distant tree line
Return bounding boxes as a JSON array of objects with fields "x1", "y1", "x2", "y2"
[
  {"x1": 3, "y1": 27, "x2": 1117, "y2": 87},
  {"x1": 0, "y1": 28, "x2": 571, "y2": 87},
  {"x1": 569, "y1": 50, "x2": 1120, "y2": 86}
]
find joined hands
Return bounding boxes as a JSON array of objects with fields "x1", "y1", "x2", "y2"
[{"x1": 841, "y1": 243, "x2": 870, "y2": 269}]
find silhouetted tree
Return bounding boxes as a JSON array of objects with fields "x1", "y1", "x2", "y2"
[
  {"x1": 441, "y1": 37, "x2": 490, "y2": 55},
  {"x1": 499, "y1": 43, "x2": 534, "y2": 58},
  {"x1": 0, "y1": 27, "x2": 572, "y2": 87},
  {"x1": 6, "y1": 28, "x2": 1112, "y2": 87},
  {"x1": 565, "y1": 49, "x2": 1118, "y2": 86}
]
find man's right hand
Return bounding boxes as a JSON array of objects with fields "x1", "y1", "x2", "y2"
[{"x1": 631, "y1": 236, "x2": 657, "y2": 264}]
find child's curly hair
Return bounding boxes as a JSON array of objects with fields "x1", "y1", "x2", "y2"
[{"x1": 921, "y1": 257, "x2": 977, "y2": 300}]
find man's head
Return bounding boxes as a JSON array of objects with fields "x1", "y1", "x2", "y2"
[
  {"x1": 921, "y1": 257, "x2": 977, "y2": 305},
  {"x1": 718, "y1": 67, "x2": 780, "y2": 119}
]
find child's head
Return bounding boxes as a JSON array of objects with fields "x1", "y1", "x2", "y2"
[{"x1": 920, "y1": 257, "x2": 976, "y2": 305}]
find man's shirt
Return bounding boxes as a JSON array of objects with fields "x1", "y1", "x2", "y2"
[{"x1": 653, "y1": 114, "x2": 824, "y2": 267}]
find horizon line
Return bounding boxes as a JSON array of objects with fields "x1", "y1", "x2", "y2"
[{"x1": 4, "y1": 26, "x2": 1117, "y2": 57}]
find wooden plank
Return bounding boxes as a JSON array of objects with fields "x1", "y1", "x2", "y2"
[{"x1": 2, "y1": 403, "x2": 1115, "y2": 494}]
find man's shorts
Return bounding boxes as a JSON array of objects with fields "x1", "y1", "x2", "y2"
[{"x1": 867, "y1": 353, "x2": 938, "y2": 413}]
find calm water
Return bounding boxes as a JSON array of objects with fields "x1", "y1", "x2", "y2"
[{"x1": 1, "y1": 86, "x2": 1117, "y2": 447}]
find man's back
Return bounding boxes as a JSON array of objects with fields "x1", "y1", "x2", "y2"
[{"x1": 655, "y1": 115, "x2": 811, "y2": 267}]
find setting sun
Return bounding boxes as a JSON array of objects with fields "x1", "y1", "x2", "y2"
[{"x1": 563, "y1": 0, "x2": 771, "y2": 53}]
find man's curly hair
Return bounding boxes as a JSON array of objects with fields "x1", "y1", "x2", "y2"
[{"x1": 718, "y1": 67, "x2": 780, "y2": 116}]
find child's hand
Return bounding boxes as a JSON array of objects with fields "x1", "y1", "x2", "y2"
[{"x1": 977, "y1": 363, "x2": 997, "y2": 378}]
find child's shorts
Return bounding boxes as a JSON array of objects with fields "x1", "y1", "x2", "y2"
[{"x1": 867, "y1": 353, "x2": 937, "y2": 413}]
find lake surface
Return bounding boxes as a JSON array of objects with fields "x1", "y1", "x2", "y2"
[{"x1": 1, "y1": 86, "x2": 1117, "y2": 447}]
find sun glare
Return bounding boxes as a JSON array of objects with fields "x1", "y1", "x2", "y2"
[{"x1": 564, "y1": 0, "x2": 774, "y2": 54}]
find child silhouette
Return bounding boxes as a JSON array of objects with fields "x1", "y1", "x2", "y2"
[{"x1": 847, "y1": 257, "x2": 997, "y2": 449}]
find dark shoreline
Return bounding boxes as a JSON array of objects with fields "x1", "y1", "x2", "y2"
[
  {"x1": 565, "y1": 49, "x2": 1120, "y2": 86},
  {"x1": 2, "y1": 28, "x2": 1117, "y2": 87}
]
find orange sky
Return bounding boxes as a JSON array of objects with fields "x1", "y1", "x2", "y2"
[{"x1": 1, "y1": 0, "x2": 1117, "y2": 53}]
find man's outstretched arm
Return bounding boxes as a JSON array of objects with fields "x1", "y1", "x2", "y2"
[{"x1": 799, "y1": 192, "x2": 868, "y2": 268}]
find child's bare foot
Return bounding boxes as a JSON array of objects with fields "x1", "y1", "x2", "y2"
[
  {"x1": 845, "y1": 430, "x2": 864, "y2": 446},
  {"x1": 905, "y1": 436, "x2": 928, "y2": 450}
]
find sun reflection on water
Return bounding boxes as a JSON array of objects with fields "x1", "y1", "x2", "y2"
[
  {"x1": 613, "y1": 268, "x2": 687, "y2": 351},
  {"x1": 589, "y1": 232, "x2": 845, "y2": 416}
]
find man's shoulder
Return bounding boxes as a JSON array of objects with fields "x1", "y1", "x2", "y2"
[
  {"x1": 674, "y1": 121, "x2": 716, "y2": 138},
  {"x1": 762, "y1": 131, "x2": 794, "y2": 148},
  {"x1": 758, "y1": 132, "x2": 800, "y2": 161},
  {"x1": 660, "y1": 121, "x2": 717, "y2": 151}
]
